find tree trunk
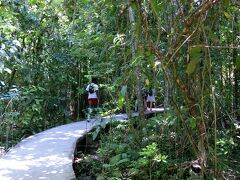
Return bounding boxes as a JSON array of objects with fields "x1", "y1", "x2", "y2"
[
  {"x1": 164, "y1": 69, "x2": 170, "y2": 109},
  {"x1": 127, "y1": 2, "x2": 145, "y2": 120},
  {"x1": 233, "y1": 16, "x2": 239, "y2": 121}
]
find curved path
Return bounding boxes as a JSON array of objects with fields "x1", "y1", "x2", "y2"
[{"x1": 0, "y1": 108, "x2": 164, "y2": 180}]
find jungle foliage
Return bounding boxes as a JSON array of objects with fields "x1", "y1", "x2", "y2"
[{"x1": 0, "y1": 0, "x2": 239, "y2": 178}]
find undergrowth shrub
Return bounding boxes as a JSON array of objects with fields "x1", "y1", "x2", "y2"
[{"x1": 74, "y1": 113, "x2": 240, "y2": 179}]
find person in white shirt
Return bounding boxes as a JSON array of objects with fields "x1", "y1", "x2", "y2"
[
  {"x1": 86, "y1": 77, "x2": 99, "y2": 120},
  {"x1": 86, "y1": 78, "x2": 99, "y2": 105},
  {"x1": 147, "y1": 87, "x2": 156, "y2": 112}
]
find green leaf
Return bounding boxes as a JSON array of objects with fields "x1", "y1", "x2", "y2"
[
  {"x1": 190, "y1": 46, "x2": 202, "y2": 60},
  {"x1": 140, "y1": 143, "x2": 158, "y2": 157},
  {"x1": 208, "y1": 32, "x2": 219, "y2": 42},
  {"x1": 235, "y1": 56, "x2": 240, "y2": 69},
  {"x1": 118, "y1": 94, "x2": 125, "y2": 109},
  {"x1": 109, "y1": 176, "x2": 121, "y2": 180},
  {"x1": 151, "y1": 0, "x2": 160, "y2": 17},
  {"x1": 92, "y1": 127, "x2": 100, "y2": 140},
  {"x1": 223, "y1": 0, "x2": 230, "y2": 7},
  {"x1": 81, "y1": 0, "x2": 90, "y2": 3},
  {"x1": 189, "y1": 118, "x2": 196, "y2": 129},
  {"x1": 110, "y1": 154, "x2": 122, "y2": 164},
  {"x1": 135, "y1": 19, "x2": 142, "y2": 37},
  {"x1": 115, "y1": 158, "x2": 130, "y2": 165},
  {"x1": 96, "y1": 176, "x2": 105, "y2": 180},
  {"x1": 103, "y1": 163, "x2": 113, "y2": 168},
  {"x1": 186, "y1": 59, "x2": 199, "y2": 75},
  {"x1": 130, "y1": 2, "x2": 137, "y2": 12},
  {"x1": 224, "y1": 12, "x2": 233, "y2": 20},
  {"x1": 186, "y1": 46, "x2": 202, "y2": 75},
  {"x1": 145, "y1": 51, "x2": 155, "y2": 65},
  {"x1": 29, "y1": 0, "x2": 37, "y2": 5},
  {"x1": 154, "y1": 154, "x2": 168, "y2": 163},
  {"x1": 130, "y1": 55, "x2": 141, "y2": 66}
]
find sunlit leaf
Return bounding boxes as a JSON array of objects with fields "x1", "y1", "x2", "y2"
[
  {"x1": 4, "y1": 68, "x2": 12, "y2": 74},
  {"x1": 29, "y1": 0, "x2": 37, "y2": 5},
  {"x1": 81, "y1": 0, "x2": 90, "y2": 3},
  {"x1": 0, "y1": 49, "x2": 7, "y2": 56},
  {"x1": 118, "y1": 94, "x2": 124, "y2": 109},
  {"x1": 154, "y1": 154, "x2": 168, "y2": 163},
  {"x1": 12, "y1": 40, "x2": 21, "y2": 47},
  {"x1": 1, "y1": 43, "x2": 6, "y2": 50},
  {"x1": 9, "y1": 46, "x2": 18, "y2": 53},
  {"x1": 145, "y1": 79, "x2": 150, "y2": 86},
  {"x1": 110, "y1": 154, "x2": 121, "y2": 164},
  {"x1": 0, "y1": 81, "x2": 5, "y2": 86},
  {"x1": 42, "y1": 21, "x2": 47, "y2": 28},
  {"x1": 113, "y1": 34, "x2": 123, "y2": 46},
  {"x1": 0, "y1": 61, "x2": 4, "y2": 73},
  {"x1": 224, "y1": 12, "x2": 233, "y2": 20}
]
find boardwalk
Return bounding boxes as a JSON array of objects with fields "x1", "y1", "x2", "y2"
[{"x1": 0, "y1": 108, "x2": 164, "y2": 180}]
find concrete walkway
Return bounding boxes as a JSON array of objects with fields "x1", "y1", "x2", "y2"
[{"x1": 0, "y1": 108, "x2": 164, "y2": 180}]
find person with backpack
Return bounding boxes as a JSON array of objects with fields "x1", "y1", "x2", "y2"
[
  {"x1": 86, "y1": 77, "x2": 99, "y2": 121},
  {"x1": 141, "y1": 87, "x2": 148, "y2": 110},
  {"x1": 147, "y1": 86, "x2": 156, "y2": 112}
]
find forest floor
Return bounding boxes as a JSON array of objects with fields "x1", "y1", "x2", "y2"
[{"x1": 73, "y1": 116, "x2": 240, "y2": 179}]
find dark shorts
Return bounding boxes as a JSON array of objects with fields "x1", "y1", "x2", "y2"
[{"x1": 88, "y1": 98, "x2": 98, "y2": 105}]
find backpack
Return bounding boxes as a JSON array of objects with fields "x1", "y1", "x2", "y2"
[
  {"x1": 88, "y1": 84, "x2": 95, "y2": 94},
  {"x1": 148, "y1": 88, "x2": 153, "y2": 96},
  {"x1": 141, "y1": 88, "x2": 147, "y2": 97}
]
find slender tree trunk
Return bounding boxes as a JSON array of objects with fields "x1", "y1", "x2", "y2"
[
  {"x1": 164, "y1": 70, "x2": 170, "y2": 109},
  {"x1": 127, "y1": 2, "x2": 145, "y2": 120},
  {"x1": 233, "y1": 16, "x2": 239, "y2": 121}
]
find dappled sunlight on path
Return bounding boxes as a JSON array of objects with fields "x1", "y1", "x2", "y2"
[{"x1": 0, "y1": 121, "x2": 91, "y2": 180}]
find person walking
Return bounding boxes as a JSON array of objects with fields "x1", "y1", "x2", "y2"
[
  {"x1": 86, "y1": 77, "x2": 99, "y2": 121},
  {"x1": 147, "y1": 86, "x2": 156, "y2": 112}
]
